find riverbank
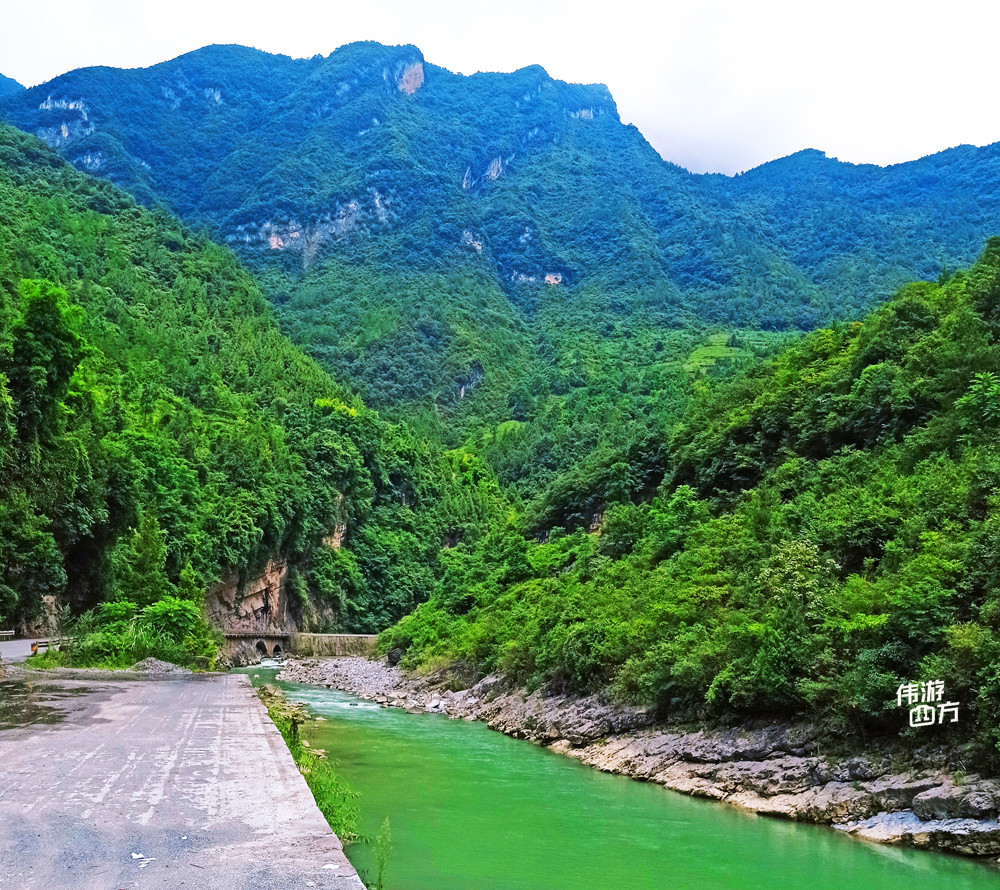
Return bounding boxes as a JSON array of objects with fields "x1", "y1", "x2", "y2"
[{"x1": 278, "y1": 656, "x2": 1000, "y2": 860}]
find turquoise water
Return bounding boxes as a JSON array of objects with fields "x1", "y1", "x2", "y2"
[{"x1": 255, "y1": 672, "x2": 998, "y2": 889}]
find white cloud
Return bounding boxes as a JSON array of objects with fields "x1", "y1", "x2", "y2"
[{"x1": 2, "y1": 0, "x2": 999, "y2": 173}]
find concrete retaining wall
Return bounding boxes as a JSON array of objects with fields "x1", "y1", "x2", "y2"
[{"x1": 290, "y1": 633, "x2": 378, "y2": 657}]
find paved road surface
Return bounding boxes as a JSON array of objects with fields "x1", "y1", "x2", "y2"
[
  {"x1": 0, "y1": 638, "x2": 39, "y2": 662},
  {"x1": 0, "y1": 673, "x2": 365, "y2": 889}
]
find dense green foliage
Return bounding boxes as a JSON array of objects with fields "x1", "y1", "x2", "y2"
[
  {"x1": 30, "y1": 597, "x2": 222, "y2": 669},
  {"x1": 5, "y1": 42, "x2": 999, "y2": 528},
  {"x1": 385, "y1": 242, "x2": 1000, "y2": 759},
  {"x1": 0, "y1": 124, "x2": 498, "y2": 637},
  {"x1": 6, "y1": 44, "x2": 1000, "y2": 760}
]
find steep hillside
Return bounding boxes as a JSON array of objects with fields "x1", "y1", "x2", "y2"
[
  {"x1": 0, "y1": 124, "x2": 497, "y2": 634},
  {"x1": 385, "y1": 241, "x2": 1000, "y2": 762}
]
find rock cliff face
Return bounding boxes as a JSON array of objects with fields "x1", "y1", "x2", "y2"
[
  {"x1": 18, "y1": 595, "x2": 61, "y2": 637},
  {"x1": 395, "y1": 61, "x2": 424, "y2": 94},
  {"x1": 278, "y1": 657, "x2": 1000, "y2": 860},
  {"x1": 206, "y1": 559, "x2": 295, "y2": 636}
]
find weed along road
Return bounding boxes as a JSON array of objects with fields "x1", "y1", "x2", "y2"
[{"x1": 0, "y1": 671, "x2": 364, "y2": 889}]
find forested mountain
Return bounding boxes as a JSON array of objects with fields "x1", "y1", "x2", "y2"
[
  {"x1": 6, "y1": 42, "x2": 1000, "y2": 537},
  {"x1": 718, "y1": 145, "x2": 1000, "y2": 325},
  {"x1": 0, "y1": 74, "x2": 23, "y2": 98},
  {"x1": 0, "y1": 123, "x2": 501, "y2": 635},
  {"x1": 3, "y1": 43, "x2": 1000, "y2": 426},
  {"x1": 386, "y1": 242, "x2": 1000, "y2": 761},
  {"x1": 6, "y1": 42, "x2": 1000, "y2": 683}
]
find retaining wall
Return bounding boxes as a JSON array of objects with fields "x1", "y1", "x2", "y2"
[{"x1": 290, "y1": 633, "x2": 378, "y2": 657}]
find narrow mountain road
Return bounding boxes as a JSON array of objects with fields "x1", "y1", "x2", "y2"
[
  {"x1": 0, "y1": 638, "x2": 40, "y2": 662},
  {"x1": 0, "y1": 672, "x2": 364, "y2": 889}
]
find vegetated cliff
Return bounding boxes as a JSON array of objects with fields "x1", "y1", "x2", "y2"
[
  {"x1": 383, "y1": 242, "x2": 1000, "y2": 786},
  {"x1": 0, "y1": 123, "x2": 501, "y2": 635}
]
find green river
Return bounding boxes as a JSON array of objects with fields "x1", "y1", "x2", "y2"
[{"x1": 253, "y1": 672, "x2": 997, "y2": 889}]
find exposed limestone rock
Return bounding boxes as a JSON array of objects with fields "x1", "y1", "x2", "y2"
[
  {"x1": 396, "y1": 61, "x2": 424, "y2": 94},
  {"x1": 457, "y1": 361, "x2": 484, "y2": 401},
  {"x1": 19, "y1": 595, "x2": 60, "y2": 637},
  {"x1": 39, "y1": 97, "x2": 89, "y2": 119},
  {"x1": 205, "y1": 559, "x2": 293, "y2": 637},
  {"x1": 461, "y1": 229, "x2": 483, "y2": 252},
  {"x1": 373, "y1": 190, "x2": 389, "y2": 224},
  {"x1": 322, "y1": 523, "x2": 347, "y2": 550},
  {"x1": 230, "y1": 191, "x2": 391, "y2": 267},
  {"x1": 161, "y1": 86, "x2": 182, "y2": 110},
  {"x1": 73, "y1": 151, "x2": 107, "y2": 172},
  {"x1": 485, "y1": 156, "x2": 503, "y2": 181},
  {"x1": 37, "y1": 119, "x2": 93, "y2": 147},
  {"x1": 912, "y1": 779, "x2": 1000, "y2": 820},
  {"x1": 836, "y1": 811, "x2": 1000, "y2": 856},
  {"x1": 35, "y1": 96, "x2": 94, "y2": 147}
]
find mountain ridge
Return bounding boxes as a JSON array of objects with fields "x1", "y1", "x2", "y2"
[
  {"x1": 0, "y1": 73, "x2": 23, "y2": 98},
  {"x1": 4, "y1": 41, "x2": 996, "y2": 334}
]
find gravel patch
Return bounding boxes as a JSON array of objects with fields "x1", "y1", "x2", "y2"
[
  {"x1": 130, "y1": 657, "x2": 192, "y2": 675},
  {"x1": 279, "y1": 656, "x2": 402, "y2": 698}
]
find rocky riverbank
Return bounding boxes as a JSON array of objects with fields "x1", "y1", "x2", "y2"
[{"x1": 278, "y1": 656, "x2": 1000, "y2": 860}]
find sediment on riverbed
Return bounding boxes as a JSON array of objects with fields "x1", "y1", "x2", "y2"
[{"x1": 278, "y1": 656, "x2": 1000, "y2": 860}]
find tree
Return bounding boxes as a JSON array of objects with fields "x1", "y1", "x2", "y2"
[
  {"x1": 5, "y1": 280, "x2": 82, "y2": 442},
  {"x1": 112, "y1": 513, "x2": 174, "y2": 607}
]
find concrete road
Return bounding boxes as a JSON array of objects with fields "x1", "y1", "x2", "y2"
[
  {"x1": 0, "y1": 638, "x2": 39, "y2": 663},
  {"x1": 0, "y1": 673, "x2": 365, "y2": 889}
]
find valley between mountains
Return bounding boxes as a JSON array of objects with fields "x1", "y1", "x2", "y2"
[{"x1": 4, "y1": 40, "x2": 1000, "y2": 867}]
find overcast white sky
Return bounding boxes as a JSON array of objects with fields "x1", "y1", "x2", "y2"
[{"x1": 2, "y1": 0, "x2": 998, "y2": 175}]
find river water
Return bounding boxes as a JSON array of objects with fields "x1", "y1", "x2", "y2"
[{"x1": 252, "y1": 671, "x2": 997, "y2": 889}]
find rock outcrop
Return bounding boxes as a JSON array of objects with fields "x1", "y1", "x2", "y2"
[{"x1": 206, "y1": 559, "x2": 294, "y2": 637}]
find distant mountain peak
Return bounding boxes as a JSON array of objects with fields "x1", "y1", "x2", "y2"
[{"x1": 0, "y1": 72, "x2": 24, "y2": 98}]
